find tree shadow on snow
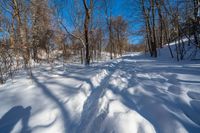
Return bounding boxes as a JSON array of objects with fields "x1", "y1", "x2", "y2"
[
  {"x1": 31, "y1": 75, "x2": 75, "y2": 133},
  {"x1": 0, "y1": 105, "x2": 32, "y2": 133},
  {"x1": 97, "y1": 55, "x2": 200, "y2": 133}
]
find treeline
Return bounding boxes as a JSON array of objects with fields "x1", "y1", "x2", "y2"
[
  {"x1": 140, "y1": 0, "x2": 200, "y2": 60},
  {"x1": 0, "y1": 0, "x2": 199, "y2": 83},
  {"x1": 0, "y1": 0, "x2": 54, "y2": 83},
  {"x1": 0, "y1": 0, "x2": 134, "y2": 83}
]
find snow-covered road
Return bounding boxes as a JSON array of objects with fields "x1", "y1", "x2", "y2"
[{"x1": 0, "y1": 53, "x2": 200, "y2": 133}]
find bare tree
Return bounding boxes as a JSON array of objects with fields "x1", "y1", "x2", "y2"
[
  {"x1": 83, "y1": 0, "x2": 93, "y2": 65},
  {"x1": 112, "y1": 16, "x2": 128, "y2": 56},
  {"x1": 102, "y1": 0, "x2": 115, "y2": 59}
]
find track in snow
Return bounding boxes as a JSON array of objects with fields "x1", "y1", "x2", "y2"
[{"x1": 0, "y1": 53, "x2": 200, "y2": 133}]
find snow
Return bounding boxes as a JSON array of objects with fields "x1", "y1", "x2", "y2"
[{"x1": 0, "y1": 48, "x2": 200, "y2": 133}]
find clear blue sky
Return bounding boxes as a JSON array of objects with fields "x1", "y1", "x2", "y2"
[{"x1": 105, "y1": 0, "x2": 143, "y2": 44}]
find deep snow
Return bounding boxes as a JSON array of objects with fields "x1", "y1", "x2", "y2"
[{"x1": 0, "y1": 51, "x2": 200, "y2": 133}]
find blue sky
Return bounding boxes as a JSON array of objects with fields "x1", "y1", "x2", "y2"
[{"x1": 110, "y1": 0, "x2": 143, "y2": 44}]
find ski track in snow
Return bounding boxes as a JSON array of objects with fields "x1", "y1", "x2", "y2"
[{"x1": 0, "y1": 53, "x2": 200, "y2": 133}]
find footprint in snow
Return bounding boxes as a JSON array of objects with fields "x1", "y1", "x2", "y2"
[
  {"x1": 187, "y1": 91, "x2": 200, "y2": 100},
  {"x1": 167, "y1": 85, "x2": 184, "y2": 95},
  {"x1": 190, "y1": 100, "x2": 200, "y2": 113}
]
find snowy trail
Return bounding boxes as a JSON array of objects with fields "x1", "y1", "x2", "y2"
[{"x1": 0, "y1": 53, "x2": 200, "y2": 133}]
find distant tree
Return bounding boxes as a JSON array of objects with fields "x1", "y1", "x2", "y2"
[
  {"x1": 112, "y1": 16, "x2": 128, "y2": 56},
  {"x1": 31, "y1": 0, "x2": 53, "y2": 62},
  {"x1": 102, "y1": 0, "x2": 115, "y2": 59}
]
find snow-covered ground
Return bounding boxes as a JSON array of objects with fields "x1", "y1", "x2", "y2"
[{"x1": 0, "y1": 49, "x2": 200, "y2": 133}]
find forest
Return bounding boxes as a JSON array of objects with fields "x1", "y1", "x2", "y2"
[
  {"x1": 0, "y1": 0, "x2": 200, "y2": 133},
  {"x1": 0, "y1": 0, "x2": 199, "y2": 82}
]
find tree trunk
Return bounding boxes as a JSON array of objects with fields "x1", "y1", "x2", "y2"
[
  {"x1": 83, "y1": 0, "x2": 93, "y2": 65},
  {"x1": 151, "y1": 0, "x2": 157, "y2": 57}
]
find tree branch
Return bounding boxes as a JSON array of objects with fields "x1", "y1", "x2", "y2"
[{"x1": 58, "y1": 20, "x2": 86, "y2": 48}]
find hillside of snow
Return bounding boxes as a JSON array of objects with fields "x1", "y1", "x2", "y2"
[{"x1": 0, "y1": 44, "x2": 200, "y2": 133}]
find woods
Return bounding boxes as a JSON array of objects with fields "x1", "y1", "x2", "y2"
[
  {"x1": 0, "y1": 0, "x2": 200, "y2": 83},
  {"x1": 1, "y1": 1, "x2": 200, "y2": 133},
  {"x1": 140, "y1": 0, "x2": 200, "y2": 60}
]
